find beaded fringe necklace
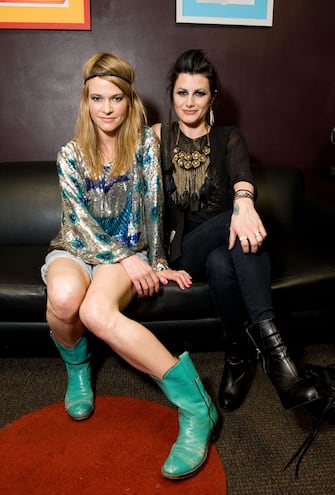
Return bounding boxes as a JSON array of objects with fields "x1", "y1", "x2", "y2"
[{"x1": 171, "y1": 124, "x2": 211, "y2": 209}]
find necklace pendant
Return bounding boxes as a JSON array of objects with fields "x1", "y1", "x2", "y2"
[{"x1": 172, "y1": 124, "x2": 211, "y2": 170}]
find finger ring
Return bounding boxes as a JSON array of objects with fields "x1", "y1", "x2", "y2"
[
  {"x1": 254, "y1": 231, "x2": 262, "y2": 237},
  {"x1": 239, "y1": 236, "x2": 248, "y2": 241}
]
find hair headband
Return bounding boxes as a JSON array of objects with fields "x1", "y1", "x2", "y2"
[{"x1": 84, "y1": 72, "x2": 131, "y2": 85}]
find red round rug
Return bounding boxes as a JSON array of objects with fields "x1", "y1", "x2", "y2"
[{"x1": 0, "y1": 396, "x2": 227, "y2": 494}]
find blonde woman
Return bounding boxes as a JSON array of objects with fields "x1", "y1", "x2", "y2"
[{"x1": 41, "y1": 52, "x2": 220, "y2": 480}]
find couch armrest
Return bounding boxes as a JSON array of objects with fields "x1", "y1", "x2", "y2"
[{"x1": 252, "y1": 164, "x2": 305, "y2": 237}]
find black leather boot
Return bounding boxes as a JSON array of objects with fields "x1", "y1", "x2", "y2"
[
  {"x1": 218, "y1": 340, "x2": 257, "y2": 411},
  {"x1": 246, "y1": 319, "x2": 319, "y2": 409}
]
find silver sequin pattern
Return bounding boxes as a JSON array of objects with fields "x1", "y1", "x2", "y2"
[{"x1": 49, "y1": 126, "x2": 168, "y2": 271}]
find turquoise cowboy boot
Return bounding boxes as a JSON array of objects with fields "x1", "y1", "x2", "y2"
[
  {"x1": 153, "y1": 351, "x2": 221, "y2": 480},
  {"x1": 50, "y1": 332, "x2": 94, "y2": 421}
]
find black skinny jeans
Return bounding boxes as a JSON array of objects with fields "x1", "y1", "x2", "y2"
[{"x1": 172, "y1": 211, "x2": 275, "y2": 342}]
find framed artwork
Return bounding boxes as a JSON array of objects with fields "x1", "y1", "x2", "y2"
[
  {"x1": 0, "y1": 0, "x2": 91, "y2": 30},
  {"x1": 176, "y1": 0, "x2": 274, "y2": 27}
]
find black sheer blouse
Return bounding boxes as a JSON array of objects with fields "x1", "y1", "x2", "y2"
[{"x1": 160, "y1": 122, "x2": 254, "y2": 261}]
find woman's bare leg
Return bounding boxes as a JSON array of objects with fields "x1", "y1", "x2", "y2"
[
  {"x1": 46, "y1": 257, "x2": 94, "y2": 419},
  {"x1": 79, "y1": 263, "x2": 178, "y2": 379},
  {"x1": 46, "y1": 258, "x2": 91, "y2": 346}
]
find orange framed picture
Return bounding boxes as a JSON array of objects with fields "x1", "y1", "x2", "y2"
[{"x1": 0, "y1": 0, "x2": 91, "y2": 30}]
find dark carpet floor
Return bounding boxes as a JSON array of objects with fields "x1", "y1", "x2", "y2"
[{"x1": 1, "y1": 343, "x2": 335, "y2": 494}]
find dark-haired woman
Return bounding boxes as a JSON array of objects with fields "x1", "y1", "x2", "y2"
[{"x1": 152, "y1": 49, "x2": 319, "y2": 412}]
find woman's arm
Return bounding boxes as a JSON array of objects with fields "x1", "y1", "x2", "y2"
[
  {"x1": 145, "y1": 126, "x2": 192, "y2": 290},
  {"x1": 140, "y1": 127, "x2": 169, "y2": 272},
  {"x1": 229, "y1": 186, "x2": 267, "y2": 253},
  {"x1": 227, "y1": 130, "x2": 267, "y2": 253}
]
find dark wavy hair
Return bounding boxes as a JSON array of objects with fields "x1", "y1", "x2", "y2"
[{"x1": 167, "y1": 49, "x2": 221, "y2": 102}]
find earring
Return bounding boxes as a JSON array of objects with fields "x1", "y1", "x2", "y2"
[{"x1": 209, "y1": 106, "x2": 214, "y2": 126}]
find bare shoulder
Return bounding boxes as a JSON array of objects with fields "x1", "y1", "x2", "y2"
[{"x1": 151, "y1": 123, "x2": 162, "y2": 140}]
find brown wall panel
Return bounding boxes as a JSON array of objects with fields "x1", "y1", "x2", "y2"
[{"x1": 0, "y1": 1, "x2": 334, "y2": 196}]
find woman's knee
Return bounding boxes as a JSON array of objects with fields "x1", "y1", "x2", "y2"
[
  {"x1": 206, "y1": 247, "x2": 234, "y2": 286},
  {"x1": 47, "y1": 277, "x2": 85, "y2": 322},
  {"x1": 79, "y1": 295, "x2": 120, "y2": 340}
]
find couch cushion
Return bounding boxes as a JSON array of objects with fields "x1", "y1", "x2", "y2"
[
  {"x1": 269, "y1": 238, "x2": 335, "y2": 310},
  {"x1": 0, "y1": 162, "x2": 61, "y2": 245},
  {"x1": 0, "y1": 246, "x2": 47, "y2": 321},
  {"x1": 0, "y1": 244, "x2": 218, "y2": 324}
]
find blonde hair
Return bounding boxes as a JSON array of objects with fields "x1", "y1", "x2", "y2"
[{"x1": 74, "y1": 53, "x2": 147, "y2": 177}]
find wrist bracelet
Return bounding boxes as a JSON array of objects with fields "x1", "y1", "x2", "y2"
[
  {"x1": 234, "y1": 190, "x2": 254, "y2": 201},
  {"x1": 235, "y1": 188, "x2": 254, "y2": 194}
]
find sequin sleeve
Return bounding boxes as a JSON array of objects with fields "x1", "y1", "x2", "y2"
[
  {"x1": 139, "y1": 128, "x2": 169, "y2": 271},
  {"x1": 49, "y1": 141, "x2": 135, "y2": 264}
]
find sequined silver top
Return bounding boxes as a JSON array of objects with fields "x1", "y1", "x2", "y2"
[{"x1": 49, "y1": 126, "x2": 168, "y2": 271}]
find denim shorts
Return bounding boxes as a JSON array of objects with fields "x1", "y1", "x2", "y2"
[
  {"x1": 41, "y1": 250, "x2": 99, "y2": 284},
  {"x1": 41, "y1": 249, "x2": 148, "y2": 284}
]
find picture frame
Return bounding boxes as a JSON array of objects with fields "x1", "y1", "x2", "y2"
[
  {"x1": 176, "y1": 0, "x2": 274, "y2": 27},
  {"x1": 0, "y1": 0, "x2": 91, "y2": 30}
]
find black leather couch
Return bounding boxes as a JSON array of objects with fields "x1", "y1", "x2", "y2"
[{"x1": 0, "y1": 161, "x2": 334, "y2": 355}]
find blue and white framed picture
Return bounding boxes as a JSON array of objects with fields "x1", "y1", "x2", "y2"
[{"x1": 176, "y1": 0, "x2": 274, "y2": 27}]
